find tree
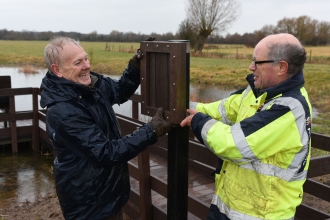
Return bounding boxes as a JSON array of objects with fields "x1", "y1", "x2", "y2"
[
  {"x1": 177, "y1": 19, "x2": 198, "y2": 48},
  {"x1": 186, "y1": 0, "x2": 240, "y2": 53}
]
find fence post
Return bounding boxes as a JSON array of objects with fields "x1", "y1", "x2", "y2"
[
  {"x1": 140, "y1": 40, "x2": 190, "y2": 219},
  {"x1": 167, "y1": 40, "x2": 190, "y2": 220},
  {"x1": 32, "y1": 88, "x2": 40, "y2": 153}
]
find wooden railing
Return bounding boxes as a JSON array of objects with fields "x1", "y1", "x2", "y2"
[{"x1": 0, "y1": 88, "x2": 329, "y2": 219}]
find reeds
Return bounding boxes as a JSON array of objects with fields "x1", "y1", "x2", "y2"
[{"x1": 18, "y1": 65, "x2": 38, "y2": 74}]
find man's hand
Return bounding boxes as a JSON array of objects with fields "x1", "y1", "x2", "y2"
[
  {"x1": 149, "y1": 107, "x2": 173, "y2": 138},
  {"x1": 180, "y1": 109, "x2": 198, "y2": 127},
  {"x1": 129, "y1": 49, "x2": 143, "y2": 69},
  {"x1": 128, "y1": 36, "x2": 155, "y2": 69}
]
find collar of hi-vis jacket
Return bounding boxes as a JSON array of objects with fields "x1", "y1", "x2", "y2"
[{"x1": 246, "y1": 71, "x2": 305, "y2": 99}]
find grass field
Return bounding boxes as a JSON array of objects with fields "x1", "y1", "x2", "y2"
[{"x1": 0, "y1": 40, "x2": 329, "y2": 139}]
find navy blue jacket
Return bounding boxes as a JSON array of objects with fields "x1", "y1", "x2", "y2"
[{"x1": 40, "y1": 64, "x2": 157, "y2": 219}]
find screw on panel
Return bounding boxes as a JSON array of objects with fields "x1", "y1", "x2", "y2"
[
  {"x1": 167, "y1": 45, "x2": 169, "y2": 47},
  {"x1": 173, "y1": 109, "x2": 176, "y2": 111},
  {"x1": 156, "y1": 45, "x2": 158, "y2": 47},
  {"x1": 173, "y1": 56, "x2": 176, "y2": 58},
  {"x1": 147, "y1": 44, "x2": 149, "y2": 46},
  {"x1": 173, "y1": 83, "x2": 176, "y2": 86}
]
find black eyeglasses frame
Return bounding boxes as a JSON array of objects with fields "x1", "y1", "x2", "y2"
[{"x1": 253, "y1": 59, "x2": 275, "y2": 69}]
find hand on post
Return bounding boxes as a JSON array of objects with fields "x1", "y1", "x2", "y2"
[
  {"x1": 149, "y1": 107, "x2": 174, "y2": 138},
  {"x1": 129, "y1": 36, "x2": 155, "y2": 69},
  {"x1": 180, "y1": 109, "x2": 198, "y2": 127}
]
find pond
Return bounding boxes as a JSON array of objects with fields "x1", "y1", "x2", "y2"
[{"x1": 0, "y1": 146, "x2": 54, "y2": 209}]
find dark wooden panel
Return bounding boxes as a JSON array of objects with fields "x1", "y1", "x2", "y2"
[
  {"x1": 296, "y1": 203, "x2": 330, "y2": 219},
  {"x1": 0, "y1": 112, "x2": 33, "y2": 122},
  {"x1": 307, "y1": 155, "x2": 330, "y2": 178},
  {"x1": 189, "y1": 140, "x2": 218, "y2": 168},
  {"x1": 311, "y1": 132, "x2": 330, "y2": 152},
  {"x1": 38, "y1": 111, "x2": 46, "y2": 122},
  {"x1": 0, "y1": 76, "x2": 11, "y2": 111},
  {"x1": 140, "y1": 41, "x2": 188, "y2": 124},
  {"x1": 188, "y1": 195, "x2": 210, "y2": 219},
  {"x1": 0, "y1": 87, "x2": 34, "y2": 96},
  {"x1": 153, "y1": 53, "x2": 169, "y2": 110},
  {"x1": 304, "y1": 178, "x2": 330, "y2": 202}
]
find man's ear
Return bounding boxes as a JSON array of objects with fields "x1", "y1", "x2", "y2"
[
  {"x1": 278, "y1": 60, "x2": 289, "y2": 76},
  {"x1": 51, "y1": 64, "x2": 62, "y2": 77}
]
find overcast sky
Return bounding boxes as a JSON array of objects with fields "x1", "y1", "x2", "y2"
[{"x1": 1, "y1": 0, "x2": 330, "y2": 36}]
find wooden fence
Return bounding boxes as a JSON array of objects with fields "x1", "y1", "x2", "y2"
[{"x1": 0, "y1": 88, "x2": 329, "y2": 219}]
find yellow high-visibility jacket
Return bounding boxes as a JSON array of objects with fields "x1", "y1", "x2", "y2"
[{"x1": 191, "y1": 72, "x2": 312, "y2": 219}]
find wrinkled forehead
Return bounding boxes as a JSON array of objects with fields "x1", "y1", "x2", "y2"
[{"x1": 59, "y1": 44, "x2": 85, "y2": 63}]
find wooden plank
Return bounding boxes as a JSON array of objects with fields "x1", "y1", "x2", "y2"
[
  {"x1": 304, "y1": 178, "x2": 330, "y2": 202},
  {"x1": 296, "y1": 203, "x2": 330, "y2": 219},
  {"x1": 188, "y1": 195, "x2": 210, "y2": 219},
  {"x1": 0, "y1": 112, "x2": 33, "y2": 122},
  {"x1": 189, "y1": 140, "x2": 218, "y2": 168},
  {"x1": 138, "y1": 149, "x2": 152, "y2": 220},
  {"x1": 307, "y1": 155, "x2": 330, "y2": 178},
  {"x1": 311, "y1": 133, "x2": 330, "y2": 152},
  {"x1": 32, "y1": 88, "x2": 40, "y2": 153},
  {"x1": 0, "y1": 87, "x2": 34, "y2": 96}
]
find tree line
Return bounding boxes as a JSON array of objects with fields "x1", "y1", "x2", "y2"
[{"x1": 1, "y1": 15, "x2": 329, "y2": 48}]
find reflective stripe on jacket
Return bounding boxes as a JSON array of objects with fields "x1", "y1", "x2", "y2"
[{"x1": 191, "y1": 72, "x2": 312, "y2": 219}]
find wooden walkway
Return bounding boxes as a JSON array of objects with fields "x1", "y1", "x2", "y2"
[
  {"x1": 2, "y1": 116, "x2": 330, "y2": 219},
  {"x1": 0, "y1": 119, "x2": 215, "y2": 219},
  {"x1": 129, "y1": 152, "x2": 214, "y2": 219}
]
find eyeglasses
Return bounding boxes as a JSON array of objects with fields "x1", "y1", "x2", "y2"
[{"x1": 252, "y1": 59, "x2": 275, "y2": 69}]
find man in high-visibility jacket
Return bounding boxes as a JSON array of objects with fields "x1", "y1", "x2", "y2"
[{"x1": 181, "y1": 33, "x2": 312, "y2": 220}]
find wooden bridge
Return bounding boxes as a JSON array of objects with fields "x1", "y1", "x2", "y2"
[{"x1": 0, "y1": 84, "x2": 330, "y2": 219}]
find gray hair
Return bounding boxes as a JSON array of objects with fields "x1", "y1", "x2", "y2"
[
  {"x1": 44, "y1": 36, "x2": 81, "y2": 71},
  {"x1": 267, "y1": 43, "x2": 307, "y2": 77}
]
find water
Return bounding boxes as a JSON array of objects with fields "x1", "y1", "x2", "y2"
[{"x1": 0, "y1": 146, "x2": 55, "y2": 209}]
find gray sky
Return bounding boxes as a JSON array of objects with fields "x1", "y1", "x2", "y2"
[{"x1": 1, "y1": 0, "x2": 330, "y2": 36}]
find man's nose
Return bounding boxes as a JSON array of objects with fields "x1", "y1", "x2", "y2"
[
  {"x1": 83, "y1": 59, "x2": 91, "y2": 69},
  {"x1": 249, "y1": 61, "x2": 255, "y2": 71}
]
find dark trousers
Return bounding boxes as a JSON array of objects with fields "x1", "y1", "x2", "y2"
[{"x1": 206, "y1": 204, "x2": 231, "y2": 220}]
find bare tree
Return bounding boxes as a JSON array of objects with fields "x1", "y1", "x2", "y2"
[{"x1": 186, "y1": 0, "x2": 240, "y2": 53}]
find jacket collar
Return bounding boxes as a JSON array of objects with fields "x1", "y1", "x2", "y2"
[{"x1": 246, "y1": 71, "x2": 305, "y2": 99}]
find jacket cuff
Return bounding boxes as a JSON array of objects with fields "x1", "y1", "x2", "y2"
[{"x1": 191, "y1": 112, "x2": 212, "y2": 145}]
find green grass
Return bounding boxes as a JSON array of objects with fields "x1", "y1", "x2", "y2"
[{"x1": 0, "y1": 40, "x2": 329, "y2": 141}]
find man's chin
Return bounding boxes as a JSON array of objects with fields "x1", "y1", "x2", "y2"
[{"x1": 78, "y1": 77, "x2": 91, "y2": 86}]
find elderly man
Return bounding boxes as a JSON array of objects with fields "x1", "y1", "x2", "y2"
[
  {"x1": 181, "y1": 33, "x2": 312, "y2": 220},
  {"x1": 40, "y1": 36, "x2": 172, "y2": 220}
]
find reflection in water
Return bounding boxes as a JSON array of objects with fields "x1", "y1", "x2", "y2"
[
  {"x1": 0, "y1": 149, "x2": 55, "y2": 209},
  {"x1": 17, "y1": 169, "x2": 36, "y2": 203}
]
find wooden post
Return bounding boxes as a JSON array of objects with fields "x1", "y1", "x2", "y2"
[
  {"x1": 167, "y1": 40, "x2": 190, "y2": 220},
  {"x1": 32, "y1": 88, "x2": 40, "y2": 153},
  {"x1": 9, "y1": 95, "x2": 17, "y2": 153},
  {"x1": 140, "y1": 40, "x2": 190, "y2": 219}
]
